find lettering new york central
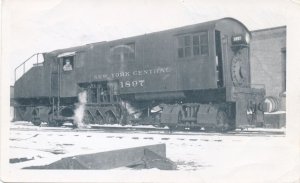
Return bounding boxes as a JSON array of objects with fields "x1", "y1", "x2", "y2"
[{"x1": 93, "y1": 67, "x2": 172, "y2": 80}]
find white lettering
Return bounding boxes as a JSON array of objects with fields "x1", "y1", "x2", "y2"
[
  {"x1": 138, "y1": 80, "x2": 145, "y2": 86},
  {"x1": 93, "y1": 67, "x2": 172, "y2": 80},
  {"x1": 125, "y1": 81, "x2": 131, "y2": 87},
  {"x1": 119, "y1": 80, "x2": 145, "y2": 88}
]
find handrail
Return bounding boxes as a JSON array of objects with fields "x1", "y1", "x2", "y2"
[
  {"x1": 14, "y1": 53, "x2": 44, "y2": 82},
  {"x1": 15, "y1": 53, "x2": 37, "y2": 70}
]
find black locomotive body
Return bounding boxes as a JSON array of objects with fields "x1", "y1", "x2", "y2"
[{"x1": 13, "y1": 18, "x2": 265, "y2": 130}]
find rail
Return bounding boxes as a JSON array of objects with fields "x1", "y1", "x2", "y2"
[{"x1": 14, "y1": 53, "x2": 44, "y2": 82}]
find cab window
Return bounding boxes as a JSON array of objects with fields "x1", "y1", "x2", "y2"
[
  {"x1": 62, "y1": 56, "x2": 74, "y2": 71},
  {"x1": 177, "y1": 31, "x2": 208, "y2": 58}
]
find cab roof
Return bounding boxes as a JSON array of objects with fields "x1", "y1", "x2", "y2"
[{"x1": 47, "y1": 17, "x2": 250, "y2": 56}]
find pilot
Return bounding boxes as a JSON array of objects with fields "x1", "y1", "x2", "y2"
[{"x1": 63, "y1": 59, "x2": 73, "y2": 71}]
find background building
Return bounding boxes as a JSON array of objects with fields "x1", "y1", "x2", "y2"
[
  {"x1": 10, "y1": 86, "x2": 15, "y2": 121},
  {"x1": 250, "y1": 26, "x2": 286, "y2": 127}
]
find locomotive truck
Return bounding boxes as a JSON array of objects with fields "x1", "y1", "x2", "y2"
[{"x1": 12, "y1": 17, "x2": 266, "y2": 131}]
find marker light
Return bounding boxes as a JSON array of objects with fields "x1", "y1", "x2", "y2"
[{"x1": 245, "y1": 33, "x2": 250, "y2": 44}]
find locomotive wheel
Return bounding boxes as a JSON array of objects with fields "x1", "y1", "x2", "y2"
[
  {"x1": 119, "y1": 113, "x2": 128, "y2": 126},
  {"x1": 32, "y1": 109, "x2": 41, "y2": 126},
  {"x1": 32, "y1": 119, "x2": 41, "y2": 126},
  {"x1": 83, "y1": 110, "x2": 94, "y2": 124},
  {"x1": 51, "y1": 121, "x2": 64, "y2": 127},
  {"x1": 94, "y1": 110, "x2": 104, "y2": 125},
  {"x1": 47, "y1": 113, "x2": 56, "y2": 127},
  {"x1": 105, "y1": 111, "x2": 117, "y2": 124},
  {"x1": 167, "y1": 125, "x2": 177, "y2": 132},
  {"x1": 47, "y1": 114, "x2": 64, "y2": 127}
]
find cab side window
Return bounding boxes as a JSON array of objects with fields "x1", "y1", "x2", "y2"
[
  {"x1": 62, "y1": 56, "x2": 74, "y2": 71},
  {"x1": 177, "y1": 31, "x2": 209, "y2": 58}
]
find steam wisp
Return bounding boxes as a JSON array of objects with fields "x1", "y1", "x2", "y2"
[{"x1": 73, "y1": 91, "x2": 87, "y2": 128}]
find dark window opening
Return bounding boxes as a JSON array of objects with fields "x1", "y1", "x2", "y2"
[
  {"x1": 215, "y1": 30, "x2": 224, "y2": 88},
  {"x1": 87, "y1": 84, "x2": 98, "y2": 103},
  {"x1": 86, "y1": 82, "x2": 120, "y2": 104},
  {"x1": 99, "y1": 85, "x2": 110, "y2": 103},
  {"x1": 62, "y1": 56, "x2": 74, "y2": 71},
  {"x1": 90, "y1": 88, "x2": 97, "y2": 103},
  {"x1": 108, "y1": 82, "x2": 119, "y2": 102}
]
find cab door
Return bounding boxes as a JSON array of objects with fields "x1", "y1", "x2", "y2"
[
  {"x1": 221, "y1": 34, "x2": 229, "y2": 87},
  {"x1": 215, "y1": 30, "x2": 224, "y2": 88},
  {"x1": 59, "y1": 52, "x2": 77, "y2": 98}
]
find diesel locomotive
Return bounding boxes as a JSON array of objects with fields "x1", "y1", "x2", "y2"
[{"x1": 12, "y1": 17, "x2": 266, "y2": 131}]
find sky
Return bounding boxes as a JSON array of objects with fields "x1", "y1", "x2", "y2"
[{"x1": 3, "y1": 0, "x2": 289, "y2": 84}]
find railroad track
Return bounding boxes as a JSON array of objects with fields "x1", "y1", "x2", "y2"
[
  {"x1": 89, "y1": 125, "x2": 285, "y2": 136},
  {"x1": 10, "y1": 123, "x2": 285, "y2": 137}
]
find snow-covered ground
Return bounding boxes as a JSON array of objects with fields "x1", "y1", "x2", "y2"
[{"x1": 8, "y1": 121, "x2": 300, "y2": 182}]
